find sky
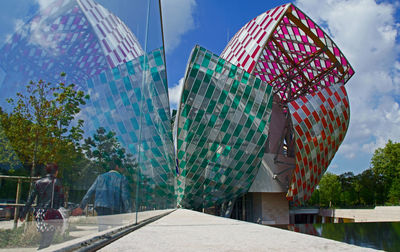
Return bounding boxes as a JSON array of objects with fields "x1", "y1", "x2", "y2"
[{"x1": 161, "y1": 0, "x2": 400, "y2": 175}]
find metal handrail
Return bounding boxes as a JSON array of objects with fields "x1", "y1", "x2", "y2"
[{"x1": 0, "y1": 175, "x2": 40, "y2": 180}]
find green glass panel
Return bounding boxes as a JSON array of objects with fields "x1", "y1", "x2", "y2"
[
  {"x1": 257, "y1": 134, "x2": 267, "y2": 146},
  {"x1": 132, "y1": 103, "x2": 140, "y2": 116},
  {"x1": 257, "y1": 104, "x2": 266, "y2": 119},
  {"x1": 210, "y1": 143, "x2": 219, "y2": 152},
  {"x1": 225, "y1": 177, "x2": 233, "y2": 184},
  {"x1": 206, "y1": 100, "x2": 216, "y2": 113},
  {"x1": 130, "y1": 117, "x2": 139, "y2": 130},
  {"x1": 221, "y1": 119, "x2": 230, "y2": 132},
  {"x1": 254, "y1": 78, "x2": 261, "y2": 89},
  {"x1": 195, "y1": 109, "x2": 205, "y2": 122},
  {"x1": 245, "y1": 129, "x2": 255, "y2": 141},
  {"x1": 205, "y1": 84, "x2": 215, "y2": 99},
  {"x1": 185, "y1": 131, "x2": 194, "y2": 142},
  {"x1": 202, "y1": 52, "x2": 211, "y2": 67},
  {"x1": 183, "y1": 118, "x2": 193, "y2": 131},
  {"x1": 190, "y1": 63, "x2": 200, "y2": 78},
  {"x1": 241, "y1": 72, "x2": 249, "y2": 84},
  {"x1": 178, "y1": 151, "x2": 185, "y2": 159},
  {"x1": 203, "y1": 69, "x2": 213, "y2": 84},
  {"x1": 198, "y1": 136, "x2": 206, "y2": 147},
  {"x1": 221, "y1": 133, "x2": 231, "y2": 144},
  {"x1": 126, "y1": 61, "x2": 135, "y2": 75},
  {"x1": 232, "y1": 95, "x2": 241, "y2": 109},
  {"x1": 245, "y1": 117, "x2": 253, "y2": 128},
  {"x1": 218, "y1": 90, "x2": 228, "y2": 104},
  {"x1": 229, "y1": 64, "x2": 237, "y2": 78},
  {"x1": 230, "y1": 80, "x2": 239, "y2": 94},
  {"x1": 192, "y1": 79, "x2": 201, "y2": 94},
  {"x1": 223, "y1": 145, "x2": 231, "y2": 156},
  {"x1": 244, "y1": 100, "x2": 253, "y2": 114},
  {"x1": 215, "y1": 58, "x2": 225, "y2": 73},
  {"x1": 246, "y1": 154, "x2": 255, "y2": 164},
  {"x1": 177, "y1": 139, "x2": 183, "y2": 149},
  {"x1": 109, "y1": 81, "x2": 118, "y2": 95},
  {"x1": 220, "y1": 105, "x2": 230, "y2": 118},
  {"x1": 233, "y1": 124, "x2": 243, "y2": 137},
  {"x1": 182, "y1": 89, "x2": 189, "y2": 104},
  {"x1": 196, "y1": 124, "x2": 205, "y2": 135},
  {"x1": 208, "y1": 114, "x2": 217, "y2": 127},
  {"x1": 243, "y1": 86, "x2": 252, "y2": 101},
  {"x1": 234, "y1": 150, "x2": 244, "y2": 161},
  {"x1": 188, "y1": 154, "x2": 198, "y2": 165},
  {"x1": 267, "y1": 94, "x2": 273, "y2": 109},
  {"x1": 154, "y1": 50, "x2": 164, "y2": 66},
  {"x1": 134, "y1": 87, "x2": 141, "y2": 101},
  {"x1": 180, "y1": 160, "x2": 187, "y2": 169},
  {"x1": 235, "y1": 171, "x2": 244, "y2": 180},
  {"x1": 199, "y1": 148, "x2": 208, "y2": 158}
]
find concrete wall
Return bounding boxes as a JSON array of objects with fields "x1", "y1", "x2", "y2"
[
  {"x1": 320, "y1": 206, "x2": 400, "y2": 222},
  {"x1": 251, "y1": 192, "x2": 289, "y2": 225}
]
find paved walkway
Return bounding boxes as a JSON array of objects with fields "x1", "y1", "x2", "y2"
[{"x1": 100, "y1": 209, "x2": 379, "y2": 252}]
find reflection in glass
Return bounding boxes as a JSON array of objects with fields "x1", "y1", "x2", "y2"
[{"x1": 0, "y1": 0, "x2": 175, "y2": 249}]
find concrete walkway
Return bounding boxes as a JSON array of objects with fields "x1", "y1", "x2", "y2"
[{"x1": 100, "y1": 209, "x2": 378, "y2": 252}]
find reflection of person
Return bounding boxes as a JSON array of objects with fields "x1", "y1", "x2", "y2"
[
  {"x1": 72, "y1": 159, "x2": 131, "y2": 231},
  {"x1": 20, "y1": 163, "x2": 64, "y2": 250}
]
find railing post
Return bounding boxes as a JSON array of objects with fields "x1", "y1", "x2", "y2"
[{"x1": 13, "y1": 178, "x2": 22, "y2": 229}]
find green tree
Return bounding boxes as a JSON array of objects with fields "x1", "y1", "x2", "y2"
[
  {"x1": 388, "y1": 177, "x2": 400, "y2": 205},
  {"x1": 338, "y1": 172, "x2": 357, "y2": 206},
  {"x1": 319, "y1": 172, "x2": 341, "y2": 207},
  {"x1": 371, "y1": 140, "x2": 400, "y2": 205},
  {"x1": 356, "y1": 169, "x2": 376, "y2": 206},
  {"x1": 82, "y1": 127, "x2": 138, "y2": 186},
  {"x1": 1, "y1": 74, "x2": 89, "y2": 178}
]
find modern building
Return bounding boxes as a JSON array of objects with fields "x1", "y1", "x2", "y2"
[{"x1": 175, "y1": 3, "x2": 354, "y2": 224}]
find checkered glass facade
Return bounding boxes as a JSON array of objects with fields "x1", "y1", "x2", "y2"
[
  {"x1": 287, "y1": 84, "x2": 350, "y2": 205},
  {"x1": 83, "y1": 47, "x2": 175, "y2": 208},
  {"x1": 220, "y1": 3, "x2": 355, "y2": 205},
  {"x1": 176, "y1": 46, "x2": 274, "y2": 209}
]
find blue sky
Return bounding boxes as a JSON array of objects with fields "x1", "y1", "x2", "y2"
[
  {"x1": 162, "y1": 0, "x2": 400, "y2": 175},
  {"x1": 0, "y1": 0, "x2": 398, "y2": 176}
]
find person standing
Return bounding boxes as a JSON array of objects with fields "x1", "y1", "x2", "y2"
[
  {"x1": 72, "y1": 159, "x2": 131, "y2": 231},
  {"x1": 20, "y1": 163, "x2": 64, "y2": 250}
]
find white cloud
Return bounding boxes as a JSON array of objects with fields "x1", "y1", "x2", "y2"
[
  {"x1": 295, "y1": 0, "x2": 400, "y2": 161},
  {"x1": 168, "y1": 77, "x2": 184, "y2": 109},
  {"x1": 161, "y1": 0, "x2": 196, "y2": 53},
  {"x1": 36, "y1": 0, "x2": 54, "y2": 9}
]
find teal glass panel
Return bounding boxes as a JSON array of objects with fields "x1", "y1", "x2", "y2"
[{"x1": 175, "y1": 46, "x2": 274, "y2": 209}]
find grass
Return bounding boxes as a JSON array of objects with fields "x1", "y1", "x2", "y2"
[{"x1": 0, "y1": 222, "x2": 74, "y2": 248}]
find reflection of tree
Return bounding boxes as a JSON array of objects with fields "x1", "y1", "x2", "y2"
[
  {"x1": 81, "y1": 127, "x2": 138, "y2": 193},
  {"x1": 317, "y1": 222, "x2": 400, "y2": 251},
  {"x1": 0, "y1": 126, "x2": 22, "y2": 172},
  {"x1": 0, "y1": 73, "x2": 89, "y2": 179}
]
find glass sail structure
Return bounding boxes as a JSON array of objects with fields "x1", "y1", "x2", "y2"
[
  {"x1": 0, "y1": 0, "x2": 175, "y2": 249},
  {"x1": 176, "y1": 3, "x2": 354, "y2": 210}
]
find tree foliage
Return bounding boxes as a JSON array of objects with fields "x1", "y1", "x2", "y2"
[
  {"x1": 1, "y1": 74, "x2": 89, "y2": 177},
  {"x1": 306, "y1": 140, "x2": 400, "y2": 207},
  {"x1": 371, "y1": 140, "x2": 400, "y2": 205},
  {"x1": 318, "y1": 172, "x2": 341, "y2": 207}
]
